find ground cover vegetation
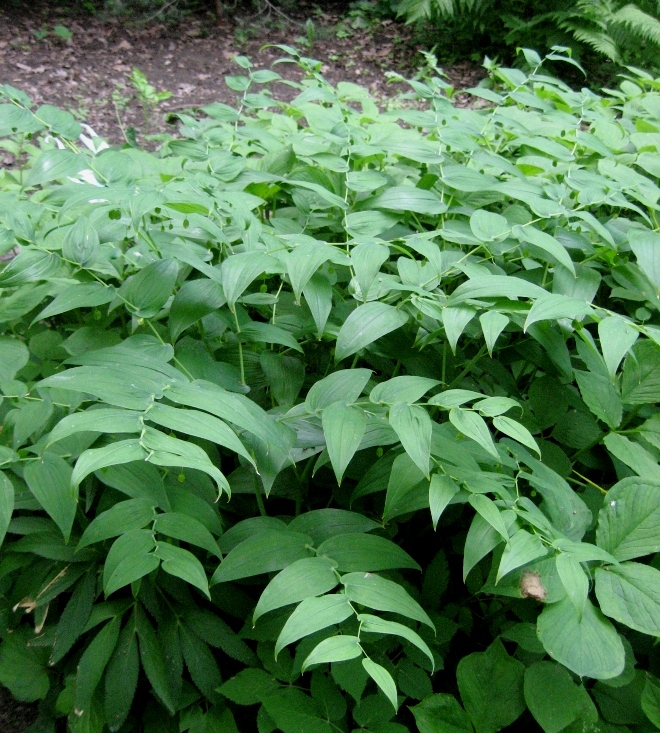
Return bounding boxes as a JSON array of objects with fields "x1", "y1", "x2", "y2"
[{"x1": 1, "y1": 46, "x2": 660, "y2": 733}]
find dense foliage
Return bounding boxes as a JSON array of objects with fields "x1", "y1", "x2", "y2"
[{"x1": 1, "y1": 48, "x2": 660, "y2": 733}]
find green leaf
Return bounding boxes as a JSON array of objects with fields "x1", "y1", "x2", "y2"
[
  {"x1": 556, "y1": 553, "x2": 589, "y2": 618},
  {"x1": 75, "y1": 616, "x2": 121, "y2": 715},
  {"x1": 341, "y1": 572, "x2": 434, "y2": 629},
  {"x1": 389, "y1": 402, "x2": 432, "y2": 478},
  {"x1": 598, "y1": 316, "x2": 639, "y2": 379},
  {"x1": 146, "y1": 403, "x2": 255, "y2": 467},
  {"x1": 358, "y1": 614, "x2": 434, "y2": 670},
  {"x1": 47, "y1": 408, "x2": 143, "y2": 446},
  {"x1": 0, "y1": 631, "x2": 50, "y2": 703},
  {"x1": 456, "y1": 639, "x2": 525, "y2": 733},
  {"x1": 411, "y1": 693, "x2": 474, "y2": 733},
  {"x1": 442, "y1": 307, "x2": 476, "y2": 354},
  {"x1": 622, "y1": 341, "x2": 660, "y2": 404},
  {"x1": 105, "y1": 623, "x2": 139, "y2": 732},
  {"x1": 211, "y1": 530, "x2": 313, "y2": 584},
  {"x1": 493, "y1": 416, "x2": 540, "y2": 455},
  {"x1": 463, "y1": 512, "x2": 501, "y2": 581},
  {"x1": 537, "y1": 598, "x2": 625, "y2": 680},
  {"x1": 317, "y1": 533, "x2": 420, "y2": 572},
  {"x1": 63, "y1": 216, "x2": 100, "y2": 268},
  {"x1": 0, "y1": 471, "x2": 14, "y2": 548},
  {"x1": 604, "y1": 433, "x2": 658, "y2": 479},
  {"x1": 26, "y1": 149, "x2": 85, "y2": 187},
  {"x1": 287, "y1": 509, "x2": 380, "y2": 544},
  {"x1": 154, "y1": 512, "x2": 222, "y2": 558},
  {"x1": 135, "y1": 606, "x2": 175, "y2": 714},
  {"x1": 497, "y1": 529, "x2": 547, "y2": 581},
  {"x1": 596, "y1": 478, "x2": 660, "y2": 560},
  {"x1": 180, "y1": 625, "x2": 222, "y2": 700},
  {"x1": 524, "y1": 294, "x2": 591, "y2": 331},
  {"x1": 275, "y1": 594, "x2": 354, "y2": 657},
  {"x1": 253, "y1": 557, "x2": 338, "y2": 622},
  {"x1": 595, "y1": 562, "x2": 660, "y2": 637},
  {"x1": 350, "y1": 241, "x2": 389, "y2": 301},
  {"x1": 470, "y1": 210, "x2": 510, "y2": 242},
  {"x1": 169, "y1": 278, "x2": 226, "y2": 342},
  {"x1": 524, "y1": 661, "x2": 596, "y2": 733},
  {"x1": 78, "y1": 498, "x2": 155, "y2": 549},
  {"x1": 574, "y1": 370, "x2": 622, "y2": 429},
  {"x1": 362, "y1": 658, "x2": 398, "y2": 711},
  {"x1": 154, "y1": 542, "x2": 210, "y2": 598},
  {"x1": 0, "y1": 336, "x2": 29, "y2": 381},
  {"x1": 120, "y1": 258, "x2": 178, "y2": 318},
  {"x1": 469, "y1": 495, "x2": 509, "y2": 542},
  {"x1": 479, "y1": 311, "x2": 509, "y2": 356},
  {"x1": 51, "y1": 571, "x2": 97, "y2": 665},
  {"x1": 302, "y1": 636, "x2": 362, "y2": 672},
  {"x1": 322, "y1": 401, "x2": 367, "y2": 484},
  {"x1": 72, "y1": 440, "x2": 147, "y2": 490},
  {"x1": 629, "y1": 229, "x2": 660, "y2": 294},
  {"x1": 449, "y1": 408, "x2": 498, "y2": 458},
  {"x1": 371, "y1": 186, "x2": 447, "y2": 215},
  {"x1": 261, "y1": 688, "x2": 334, "y2": 733},
  {"x1": 241, "y1": 321, "x2": 303, "y2": 353},
  {"x1": 335, "y1": 303, "x2": 408, "y2": 362},
  {"x1": 221, "y1": 252, "x2": 279, "y2": 309},
  {"x1": 514, "y1": 225, "x2": 575, "y2": 275},
  {"x1": 448, "y1": 276, "x2": 546, "y2": 305},
  {"x1": 429, "y1": 390, "x2": 484, "y2": 408},
  {"x1": 24, "y1": 453, "x2": 76, "y2": 541},
  {"x1": 219, "y1": 668, "x2": 280, "y2": 705},
  {"x1": 429, "y1": 473, "x2": 459, "y2": 530},
  {"x1": 642, "y1": 674, "x2": 660, "y2": 728},
  {"x1": 286, "y1": 241, "x2": 336, "y2": 303},
  {"x1": 305, "y1": 369, "x2": 372, "y2": 412},
  {"x1": 370, "y1": 376, "x2": 439, "y2": 406},
  {"x1": 303, "y1": 272, "x2": 333, "y2": 337},
  {"x1": 103, "y1": 529, "x2": 158, "y2": 596},
  {"x1": 260, "y1": 352, "x2": 305, "y2": 407}
]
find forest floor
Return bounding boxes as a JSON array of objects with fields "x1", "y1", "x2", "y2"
[{"x1": 0, "y1": 0, "x2": 486, "y2": 151}]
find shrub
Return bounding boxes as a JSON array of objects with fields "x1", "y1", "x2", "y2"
[{"x1": 1, "y1": 49, "x2": 660, "y2": 733}]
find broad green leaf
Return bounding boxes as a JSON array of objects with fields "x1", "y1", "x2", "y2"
[
  {"x1": 345, "y1": 210, "x2": 398, "y2": 237},
  {"x1": 78, "y1": 498, "x2": 155, "y2": 549},
  {"x1": 241, "y1": 321, "x2": 303, "y2": 353},
  {"x1": 629, "y1": 229, "x2": 660, "y2": 294},
  {"x1": 456, "y1": 639, "x2": 525, "y2": 733},
  {"x1": 552, "y1": 539, "x2": 618, "y2": 565},
  {"x1": 26, "y1": 149, "x2": 85, "y2": 187},
  {"x1": 0, "y1": 631, "x2": 49, "y2": 703},
  {"x1": 449, "y1": 407, "x2": 498, "y2": 458},
  {"x1": 442, "y1": 306, "x2": 476, "y2": 354},
  {"x1": 253, "y1": 557, "x2": 338, "y2": 622},
  {"x1": 0, "y1": 472, "x2": 14, "y2": 548},
  {"x1": 524, "y1": 661, "x2": 596, "y2": 733},
  {"x1": 154, "y1": 542, "x2": 210, "y2": 599},
  {"x1": 598, "y1": 316, "x2": 638, "y2": 378},
  {"x1": 463, "y1": 512, "x2": 501, "y2": 581},
  {"x1": 595, "y1": 562, "x2": 660, "y2": 637},
  {"x1": 24, "y1": 453, "x2": 76, "y2": 541},
  {"x1": 411, "y1": 693, "x2": 473, "y2": 733},
  {"x1": 47, "y1": 408, "x2": 143, "y2": 446},
  {"x1": 346, "y1": 170, "x2": 389, "y2": 192},
  {"x1": 389, "y1": 402, "x2": 432, "y2": 478},
  {"x1": 335, "y1": 302, "x2": 408, "y2": 362},
  {"x1": 497, "y1": 529, "x2": 547, "y2": 581},
  {"x1": 303, "y1": 272, "x2": 333, "y2": 337},
  {"x1": 260, "y1": 352, "x2": 305, "y2": 407},
  {"x1": 275, "y1": 595, "x2": 354, "y2": 657},
  {"x1": 556, "y1": 553, "x2": 589, "y2": 618},
  {"x1": 211, "y1": 530, "x2": 313, "y2": 584},
  {"x1": 524, "y1": 294, "x2": 591, "y2": 331},
  {"x1": 219, "y1": 668, "x2": 280, "y2": 705},
  {"x1": 317, "y1": 533, "x2": 420, "y2": 572},
  {"x1": 358, "y1": 614, "x2": 434, "y2": 670},
  {"x1": 469, "y1": 494, "x2": 508, "y2": 543},
  {"x1": 103, "y1": 529, "x2": 158, "y2": 596},
  {"x1": 145, "y1": 403, "x2": 254, "y2": 466},
  {"x1": 287, "y1": 509, "x2": 380, "y2": 544},
  {"x1": 470, "y1": 209, "x2": 510, "y2": 242},
  {"x1": 622, "y1": 341, "x2": 660, "y2": 404},
  {"x1": 105, "y1": 622, "x2": 139, "y2": 732},
  {"x1": 371, "y1": 186, "x2": 447, "y2": 215},
  {"x1": 341, "y1": 572, "x2": 434, "y2": 629},
  {"x1": 286, "y1": 241, "x2": 335, "y2": 303},
  {"x1": 135, "y1": 606, "x2": 175, "y2": 714},
  {"x1": 322, "y1": 401, "x2": 367, "y2": 485},
  {"x1": 75, "y1": 616, "x2": 121, "y2": 716},
  {"x1": 479, "y1": 311, "x2": 509, "y2": 356},
  {"x1": 261, "y1": 687, "x2": 334, "y2": 733},
  {"x1": 493, "y1": 416, "x2": 540, "y2": 456},
  {"x1": 350, "y1": 242, "x2": 390, "y2": 301},
  {"x1": 370, "y1": 376, "x2": 439, "y2": 406},
  {"x1": 429, "y1": 473, "x2": 459, "y2": 530},
  {"x1": 429, "y1": 390, "x2": 484, "y2": 408},
  {"x1": 169, "y1": 278, "x2": 226, "y2": 342},
  {"x1": 302, "y1": 635, "x2": 362, "y2": 672},
  {"x1": 362, "y1": 658, "x2": 398, "y2": 711},
  {"x1": 221, "y1": 252, "x2": 279, "y2": 309},
  {"x1": 604, "y1": 433, "x2": 658, "y2": 479},
  {"x1": 72, "y1": 440, "x2": 147, "y2": 490},
  {"x1": 596, "y1": 478, "x2": 660, "y2": 560},
  {"x1": 642, "y1": 674, "x2": 660, "y2": 728},
  {"x1": 515, "y1": 225, "x2": 575, "y2": 275},
  {"x1": 474, "y1": 397, "x2": 519, "y2": 417},
  {"x1": 537, "y1": 598, "x2": 625, "y2": 680},
  {"x1": 448, "y1": 275, "x2": 546, "y2": 305},
  {"x1": 63, "y1": 217, "x2": 100, "y2": 268},
  {"x1": 574, "y1": 370, "x2": 622, "y2": 429},
  {"x1": 153, "y1": 512, "x2": 222, "y2": 558},
  {"x1": 120, "y1": 258, "x2": 178, "y2": 319},
  {"x1": 51, "y1": 572, "x2": 96, "y2": 666},
  {"x1": 0, "y1": 336, "x2": 29, "y2": 382},
  {"x1": 305, "y1": 369, "x2": 372, "y2": 412}
]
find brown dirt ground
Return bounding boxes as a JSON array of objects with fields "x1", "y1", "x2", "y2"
[{"x1": 0, "y1": 1, "x2": 485, "y2": 147}]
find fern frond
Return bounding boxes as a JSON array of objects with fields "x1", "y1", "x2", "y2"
[
  {"x1": 611, "y1": 3, "x2": 660, "y2": 45},
  {"x1": 566, "y1": 25, "x2": 622, "y2": 58}
]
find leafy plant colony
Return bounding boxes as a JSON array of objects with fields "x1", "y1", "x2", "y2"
[{"x1": 0, "y1": 47, "x2": 660, "y2": 733}]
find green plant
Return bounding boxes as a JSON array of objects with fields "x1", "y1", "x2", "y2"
[
  {"x1": 0, "y1": 47, "x2": 660, "y2": 733},
  {"x1": 129, "y1": 68, "x2": 173, "y2": 132}
]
